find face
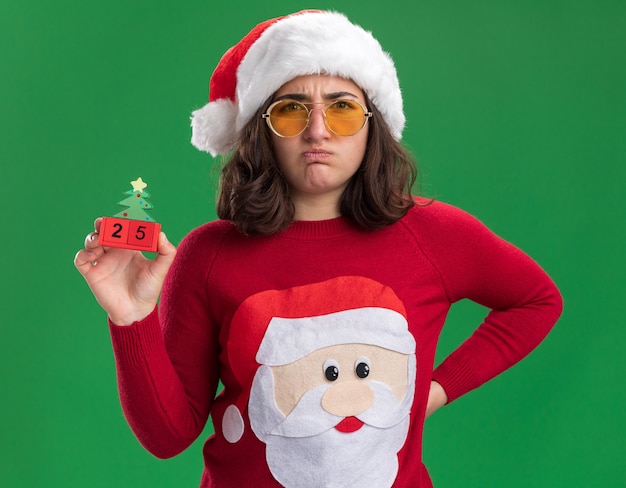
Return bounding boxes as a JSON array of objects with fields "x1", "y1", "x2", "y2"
[
  {"x1": 269, "y1": 75, "x2": 369, "y2": 218},
  {"x1": 248, "y1": 345, "x2": 415, "y2": 487}
]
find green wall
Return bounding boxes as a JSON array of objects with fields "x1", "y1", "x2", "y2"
[{"x1": 2, "y1": 0, "x2": 624, "y2": 486}]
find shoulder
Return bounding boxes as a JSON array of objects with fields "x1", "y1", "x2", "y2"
[
  {"x1": 169, "y1": 220, "x2": 238, "y2": 277},
  {"x1": 399, "y1": 198, "x2": 519, "y2": 285},
  {"x1": 179, "y1": 219, "x2": 237, "y2": 250},
  {"x1": 401, "y1": 198, "x2": 491, "y2": 238}
]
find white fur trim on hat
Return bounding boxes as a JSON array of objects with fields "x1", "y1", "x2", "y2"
[
  {"x1": 256, "y1": 307, "x2": 416, "y2": 366},
  {"x1": 191, "y1": 11, "x2": 404, "y2": 156}
]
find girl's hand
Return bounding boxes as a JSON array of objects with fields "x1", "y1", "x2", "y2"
[
  {"x1": 74, "y1": 218, "x2": 177, "y2": 325},
  {"x1": 425, "y1": 381, "x2": 448, "y2": 418}
]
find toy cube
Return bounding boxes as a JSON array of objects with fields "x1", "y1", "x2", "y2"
[{"x1": 98, "y1": 217, "x2": 161, "y2": 252}]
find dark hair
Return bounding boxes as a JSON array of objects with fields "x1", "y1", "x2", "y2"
[{"x1": 217, "y1": 95, "x2": 417, "y2": 235}]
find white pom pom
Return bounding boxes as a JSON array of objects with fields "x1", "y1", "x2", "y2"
[{"x1": 190, "y1": 99, "x2": 238, "y2": 157}]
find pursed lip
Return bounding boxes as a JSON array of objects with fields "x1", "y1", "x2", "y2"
[{"x1": 302, "y1": 149, "x2": 332, "y2": 161}]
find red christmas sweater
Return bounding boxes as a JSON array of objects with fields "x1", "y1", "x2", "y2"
[{"x1": 109, "y1": 200, "x2": 562, "y2": 487}]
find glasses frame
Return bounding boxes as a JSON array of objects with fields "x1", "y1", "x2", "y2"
[{"x1": 262, "y1": 98, "x2": 373, "y2": 138}]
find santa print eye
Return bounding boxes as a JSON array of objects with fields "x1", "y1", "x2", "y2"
[
  {"x1": 355, "y1": 357, "x2": 370, "y2": 379},
  {"x1": 323, "y1": 359, "x2": 339, "y2": 381}
]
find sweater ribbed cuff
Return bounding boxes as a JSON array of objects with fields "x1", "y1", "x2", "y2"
[
  {"x1": 109, "y1": 306, "x2": 163, "y2": 366},
  {"x1": 432, "y1": 356, "x2": 479, "y2": 404}
]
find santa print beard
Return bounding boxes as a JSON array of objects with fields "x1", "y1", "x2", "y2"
[{"x1": 248, "y1": 364, "x2": 415, "y2": 488}]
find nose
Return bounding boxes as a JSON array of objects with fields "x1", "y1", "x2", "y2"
[
  {"x1": 321, "y1": 381, "x2": 375, "y2": 417},
  {"x1": 304, "y1": 106, "x2": 331, "y2": 140}
]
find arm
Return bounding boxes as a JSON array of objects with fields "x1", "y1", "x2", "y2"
[
  {"x1": 415, "y1": 202, "x2": 563, "y2": 404},
  {"x1": 107, "y1": 226, "x2": 223, "y2": 458},
  {"x1": 75, "y1": 220, "x2": 220, "y2": 458}
]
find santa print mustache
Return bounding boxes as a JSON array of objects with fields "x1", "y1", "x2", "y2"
[{"x1": 263, "y1": 377, "x2": 413, "y2": 438}]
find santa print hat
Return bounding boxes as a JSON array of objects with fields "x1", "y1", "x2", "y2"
[
  {"x1": 191, "y1": 10, "x2": 405, "y2": 157},
  {"x1": 220, "y1": 276, "x2": 415, "y2": 444}
]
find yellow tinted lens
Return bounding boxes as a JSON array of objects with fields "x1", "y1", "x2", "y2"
[
  {"x1": 269, "y1": 100, "x2": 308, "y2": 136},
  {"x1": 326, "y1": 100, "x2": 366, "y2": 136}
]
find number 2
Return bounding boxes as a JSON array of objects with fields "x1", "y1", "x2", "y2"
[{"x1": 111, "y1": 223, "x2": 123, "y2": 238}]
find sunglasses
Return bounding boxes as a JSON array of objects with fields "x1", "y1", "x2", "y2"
[{"x1": 262, "y1": 99, "x2": 372, "y2": 138}]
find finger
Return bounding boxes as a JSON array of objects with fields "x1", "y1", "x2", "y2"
[
  {"x1": 93, "y1": 217, "x2": 103, "y2": 233},
  {"x1": 84, "y1": 231, "x2": 101, "y2": 250},
  {"x1": 74, "y1": 248, "x2": 103, "y2": 275}
]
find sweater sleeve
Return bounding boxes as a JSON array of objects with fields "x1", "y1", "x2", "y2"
[
  {"x1": 415, "y1": 202, "x2": 563, "y2": 403},
  {"x1": 109, "y1": 223, "x2": 224, "y2": 458}
]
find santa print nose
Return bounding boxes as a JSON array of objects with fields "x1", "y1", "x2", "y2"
[
  {"x1": 321, "y1": 381, "x2": 374, "y2": 417},
  {"x1": 335, "y1": 416, "x2": 365, "y2": 433}
]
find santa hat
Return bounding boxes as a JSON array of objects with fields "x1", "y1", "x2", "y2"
[
  {"x1": 191, "y1": 10, "x2": 405, "y2": 157},
  {"x1": 221, "y1": 276, "x2": 415, "y2": 443}
]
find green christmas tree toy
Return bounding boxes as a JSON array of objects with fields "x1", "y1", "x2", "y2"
[{"x1": 98, "y1": 177, "x2": 162, "y2": 252}]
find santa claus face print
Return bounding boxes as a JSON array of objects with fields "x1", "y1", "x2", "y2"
[
  {"x1": 248, "y1": 307, "x2": 416, "y2": 488},
  {"x1": 220, "y1": 277, "x2": 417, "y2": 487}
]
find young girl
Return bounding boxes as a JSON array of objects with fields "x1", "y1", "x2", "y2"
[{"x1": 74, "y1": 10, "x2": 562, "y2": 488}]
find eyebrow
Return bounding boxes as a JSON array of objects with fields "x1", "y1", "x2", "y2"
[{"x1": 274, "y1": 91, "x2": 360, "y2": 102}]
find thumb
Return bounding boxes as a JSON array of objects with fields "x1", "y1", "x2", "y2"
[{"x1": 151, "y1": 232, "x2": 177, "y2": 279}]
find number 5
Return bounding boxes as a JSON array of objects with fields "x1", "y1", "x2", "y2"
[{"x1": 135, "y1": 225, "x2": 146, "y2": 240}]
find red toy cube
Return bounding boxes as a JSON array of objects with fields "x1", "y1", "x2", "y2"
[{"x1": 99, "y1": 217, "x2": 161, "y2": 252}]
